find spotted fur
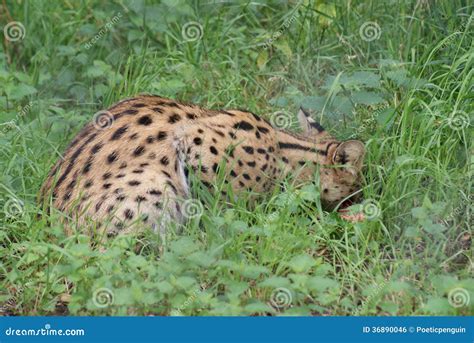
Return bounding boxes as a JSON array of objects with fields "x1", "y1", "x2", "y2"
[{"x1": 39, "y1": 96, "x2": 365, "y2": 236}]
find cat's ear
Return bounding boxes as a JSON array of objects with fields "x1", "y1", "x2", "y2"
[
  {"x1": 297, "y1": 107, "x2": 325, "y2": 135},
  {"x1": 332, "y1": 140, "x2": 365, "y2": 174}
]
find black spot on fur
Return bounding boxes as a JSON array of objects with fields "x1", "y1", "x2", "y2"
[
  {"x1": 146, "y1": 135, "x2": 154, "y2": 144},
  {"x1": 135, "y1": 196, "x2": 147, "y2": 203},
  {"x1": 116, "y1": 195, "x2": 126, "y2": 201},
  {"x1": 55, "y1": 133, "x2": 97, "y2": 189},
  {"x1": 237, "y1": 160, "x2": 243, "y2": 167},
  {"x1": 187, "y1": 112, "x2": 197, "y2": 120},
  {"x1": 83, "y1": 157, "x2": 93, "y2": 174},
  {"x1": 213, "y1": 129, "x2": 225, "y2": 137},
  {"x1": 63, "y1": 192, "x2": 71, "y2": 201},
  {"x1": 147, "y1": 189, "x2": 162, "y2": 196},
  {"x1": 230, "y1": 170, "x2": 237, "y2": 177},
  {"x1": 193, "y1": 137, "x2": 202, "y2": 145},
  {"x1": 137, "y1": 116, "x2": 153, "y2": 126},
  {"x1": 162, "y1": 170, "x2": 171, "y2": 178},
  {"x1": 152, "y1": 107, "x2": 163, "y2": 114},
  {"x1": 239, "y1": 181, "x2": 245, "y2": 187},
  {"x1": 256, "y1": 176, "x2": 261, "y2": 182},
  {"x1": 212, "y1": 163, "x2": 219, "y2": 173},
  {"x1": 124, "y1": 209, "x2": 134, "y2": 220},
  {"x1": 247, "y1": 161, "x2": 256, "y2": 167},
  {"x1": 84, "y1": 180, "x2": 93, "y2": 188},
  {"x1": 129, "y1": 133, "x2": 139, "y2": 140},
  {"x1": 243, "y1": 173, "x2": 251, "y2": 180},
  {"x1": 140, "y1": 162, "x2": 150, "y2": 167},
  {"x1": 233, "y1": 121, "x2": 254, "y2": 131},
  {"x1": 132, "y1": 103, "x2": 147, "y2": 108},
  {"x1": 242, "y1": 146, "x2": 254, "y2": 154},
  {"x1": 160, "y1": 156, "x2": 170, "y2": 166},
  {"x1": 133, "y1": 146, "x2": 145, "y2": 156},
  {"x1": 157, "y1": 131, "x2": 167, "y2": 141},
  {"x1": 255, "y1": 131, "x2": 261, "y2": 139},
  {"x1": 128, "y1": 180, "x2": 141, "y2": 186},
  {"x1": 261, "y1": 164, "x2": 268, "y2": 172},
  {"x1": 132, "y1": 169, "x2": 144, "y2": 174},
  {"x1": 166, "y1": 180, "x2": 177, "y2": 193},
  {"x1": 119, "y1": 162, "x2": 127, "y2": 169},
  {"x1": 282, "y1": 157, "x2": 289, "y2": 163},
  {"x1": 107, "y1": 151, "x2": 118, "y2": 164},
  {"x1": 103, "y1": 183, "x2": 112, "y2": 189},
  {"x1": 91, "y1": 142, "x2": 104, "y2": 154},
  {"x1": 257, "y1": 126, "x2": 269, "y2": 134},
  {"x1": 250, "y1": 112, "x2": 261, "y2": 122},
  {"x1": 229, "y1": 132, "x2": 237, "y2": 139},
  {"x1": 210, "y1": 146, "x2": 218, "y2": 155},
  {"x1": 123, "y1": 109, "x2": 138, "y2": 115},
  {"x1": 103, "y1": 172, "x2": 112, "y2": 180},
  {"x1": 168, "y1": 113, "x2": 181, "y2": 123},
  {"x1": 111, "y1": 125, "x2": 128, "y2": 140},
  {"x1": 257, "y1": 148, "x2": 266, "y2": 154}
]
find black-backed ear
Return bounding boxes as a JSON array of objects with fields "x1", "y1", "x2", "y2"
[
  {"x1": 332, "y1": 140, "x2": 365, "y2": 173},
  {"x1": 297, "y1": 107, "x2": 325, "y2": 134}
]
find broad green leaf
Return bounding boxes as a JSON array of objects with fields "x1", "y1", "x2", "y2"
[
  {"x1": 287, "y1": 254, "x2": 315, "y2": 273},
  {"x1": 258, "y1": 276, "x2": 291, "y2": 288}
]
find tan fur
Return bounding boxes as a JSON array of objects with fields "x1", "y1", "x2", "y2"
[{"x1": 39, "y1": 95, "x2": 365, "y2": 236}]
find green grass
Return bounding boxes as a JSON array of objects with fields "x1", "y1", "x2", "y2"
[{"x1": 0, "y1": 0, "x2": 472, "y2": 316}]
